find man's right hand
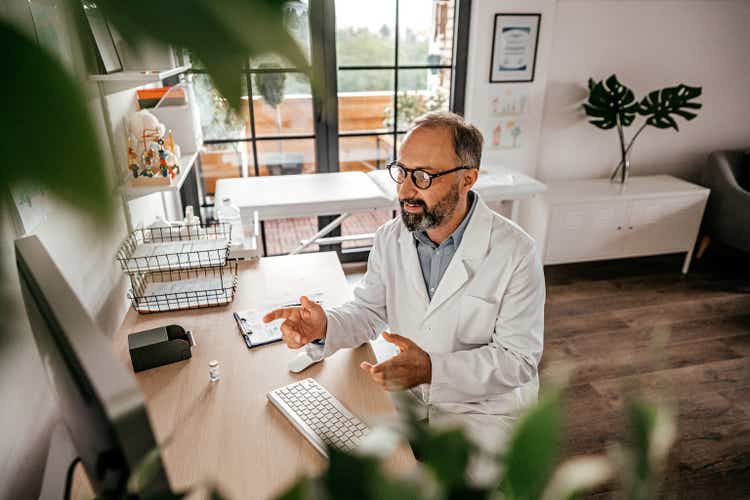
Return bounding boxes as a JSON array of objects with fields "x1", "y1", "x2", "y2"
[{"x1": 262, "y1": 295, "x2": 327, "y2": 349}]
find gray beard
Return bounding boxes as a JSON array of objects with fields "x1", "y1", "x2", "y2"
[{"x1": 400, "y1": 181, "x2": 461, "y2": 232}]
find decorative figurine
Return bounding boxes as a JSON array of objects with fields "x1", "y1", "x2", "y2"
[
  {"x1": 126, "y1": 110, "x2": 182, "y2": 183},
  {"x1": 127, "y1": 136, "x2": 140, "y2": 178}
]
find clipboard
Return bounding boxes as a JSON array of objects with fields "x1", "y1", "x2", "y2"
[
  {"x1": 232, "y1": 294, "x2": 324, "y2": 349},
  {"x1": 233, "y1": 310, "x2": 283, "y2": 348}
]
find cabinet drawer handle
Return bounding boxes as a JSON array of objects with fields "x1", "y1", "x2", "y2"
[
  {"x1": 617, "y1": 226, "x2": 622, "y2": 230},
  {"x1": 628, "y1": 226, "x2": 634, "y2": 230}
]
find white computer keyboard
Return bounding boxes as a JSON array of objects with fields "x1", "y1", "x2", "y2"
[{"x1": 267, "y1": 378, "x2": 370, "y2": 457}]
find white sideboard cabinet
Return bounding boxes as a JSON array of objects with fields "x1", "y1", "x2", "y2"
[{"x1": 519, "y1": 176, "x2": 709, "y2": 274}]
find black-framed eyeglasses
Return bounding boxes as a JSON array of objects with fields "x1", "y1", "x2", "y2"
[{"x1": 386, "y1": 161, "x2": 477, "y2": 190}]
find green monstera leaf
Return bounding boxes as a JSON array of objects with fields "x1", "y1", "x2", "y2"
[
  {"x1": 638, "y1": 84, "x2": 702, "y2": 131},
  {"x1": 583, "y1": 75, "x2": 640, "y2": 130}
]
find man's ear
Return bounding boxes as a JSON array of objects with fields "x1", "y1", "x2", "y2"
[{"x1": 463, "y1": 168, "x2": 479, "y2": 190}]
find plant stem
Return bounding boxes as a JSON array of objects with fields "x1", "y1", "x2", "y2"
[
  {"x1": 624, "y1": 122, "x2": 648, "y2": 156},
  {"x1": 611, "y1": 120, "x2": 648, "y2": 182},
  {"x1": 611, "y1": 115, "x2": 628, "y2": 182}
]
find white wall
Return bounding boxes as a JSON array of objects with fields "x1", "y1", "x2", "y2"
[
  {"x1": 11, "y1": 36, "x2": 167, "y2": 327},
  {"x1": 464, "y1": 0, "x2": 750, "y2": 184},
  {"x1": 538, "y1": 0, "x2": 750, "y2": 182},
  {"x1": 0, "y1": 1, "x2": 168, "y2": 497},
  {"x1": 464, "y1": 0, "x2": 558, "y2": 177}
]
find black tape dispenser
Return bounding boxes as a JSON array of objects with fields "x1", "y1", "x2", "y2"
[{"x1": 128, "y1": 324, "x2": 196, "y2": 372}]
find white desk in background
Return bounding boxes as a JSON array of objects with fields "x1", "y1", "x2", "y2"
[
  {"x1": 215, "y1": 168, "x2": 546, "y2": 254},
  {"x1": 367, "y1": 168, "x2": 547, "y2": 220}
]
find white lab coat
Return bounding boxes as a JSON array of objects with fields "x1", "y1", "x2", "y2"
[{"x1": 318, "y1": 194, "x2": 545, "y2": 454}]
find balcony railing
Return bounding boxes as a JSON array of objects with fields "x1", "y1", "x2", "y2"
[
  {"x1": 199, "y1": 91, "x2": 404, "y2": 194},
  {"x1": 198, "y1": 90, "x2": 440, "y2": 256}
]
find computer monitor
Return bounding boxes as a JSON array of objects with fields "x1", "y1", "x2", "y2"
[{"x1": 15, "y1": 235, "x2": 170, "y2": 499}]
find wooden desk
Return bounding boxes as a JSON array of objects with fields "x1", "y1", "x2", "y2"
[{"x1": 113, "y1": 252, "x2": 414, "y2": 499}]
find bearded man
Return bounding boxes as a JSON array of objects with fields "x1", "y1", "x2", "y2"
[{"x1": 264, "y1": 111, "x2": 545, "y2": 482}]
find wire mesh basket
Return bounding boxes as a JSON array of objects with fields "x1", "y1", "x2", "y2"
[
  {"x1": 116, "y1": 223, "x2": 232, "y2": 274},
  {"x1": 128, "y1": 260, "x2": 238, "y2": 314}
]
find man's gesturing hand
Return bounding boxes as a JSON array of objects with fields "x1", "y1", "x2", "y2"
[
  {"x1": 262, "y1": 295, "x2": 327, "y2": 349},
  {"x1": 360, "y1": 332, "x2": 432, "y2": 391}
]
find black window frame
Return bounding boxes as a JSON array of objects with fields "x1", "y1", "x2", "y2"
[
  {"x1": 330, "y1": 0, "x2": 471, "y2": 262},
  {"x1": 194, "y1": 0, "x2": 471, "y2": 262}
]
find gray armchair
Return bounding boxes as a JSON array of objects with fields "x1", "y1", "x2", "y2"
[{"x1": 699, "y1": 150, "x2": 750, "y2": 254}]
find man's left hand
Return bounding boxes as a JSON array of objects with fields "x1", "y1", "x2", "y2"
[{"x1": 360, "y1": 332, "x2": 432, "y2": 391}]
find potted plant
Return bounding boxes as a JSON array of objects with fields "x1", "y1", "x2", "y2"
[
  {"x1": 583, "y1": 75, "x2": 702, "y2": 184},
  {"x1": 383, "y1": 88, "x2": 448, "y2": 131}
]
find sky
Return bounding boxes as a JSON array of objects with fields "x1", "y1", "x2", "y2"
[{"x1": 334, "y1": 0, "x2": 434, "y2": 34}]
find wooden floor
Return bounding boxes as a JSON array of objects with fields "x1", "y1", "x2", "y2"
[
  {"x1": 541, "y1": 246, "x2": 750, "y2": 498},
  {"x1": 262, "y1": 208, "x2": 749, "y2": 496}
]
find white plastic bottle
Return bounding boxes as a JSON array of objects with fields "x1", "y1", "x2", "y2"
[
  {"x1": 209, "y1": 360, "x2": 221, "y2": 382},
  {"x1": 147, "y1": 215, "x2": 174, "y2": 242},
  {"x1": 216, "y1": 197, "x2": 243, "y2": 244},
  {"x1": 183, "y1": 205, "x2": 201, "y2": 237}
]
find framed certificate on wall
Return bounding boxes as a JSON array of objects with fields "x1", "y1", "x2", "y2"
[{"x1": 489, "y1": 13, "x2": 541, "y2": 83}]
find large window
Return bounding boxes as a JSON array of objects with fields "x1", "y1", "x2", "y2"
[
  {"x1": 193, "y1": 1, "x2": 315, "y2": 196},
  {"x1": 190, "y1": 0, "x2": 469, "y2": 259},
  {"x1": 335, "y1": 0, "x2": 455, "y2": 253}
]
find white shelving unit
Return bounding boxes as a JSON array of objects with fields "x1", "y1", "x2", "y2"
[
  {"x1": 89, "y1": 64, "x2": 191, "y2": 84},
  {"x1": 90, "y1": 63, "x2": 198, "y2": 230},
  {"x1": 125, "y1": 150, "x2": 200, "y2": 201}
]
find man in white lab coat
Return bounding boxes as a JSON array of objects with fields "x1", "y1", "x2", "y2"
[{"x1": 264, "y1": 112, "x2": 545, "y2": 474}]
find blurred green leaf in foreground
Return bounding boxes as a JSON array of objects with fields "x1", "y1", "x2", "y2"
[
  {"x1": 0, "y1": 0, "x2": 309, "y2": 312},
  {"x1": 1, "y1": 0, "x2": 310, "y2": 226}
]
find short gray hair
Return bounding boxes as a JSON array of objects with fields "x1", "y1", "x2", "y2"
[{"x1": 412, "y1": 111, "x2": 484, "y2": 169}]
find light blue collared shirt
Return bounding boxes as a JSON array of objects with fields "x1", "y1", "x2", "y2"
[{"x1": 413, "y1": 191, "x2": 477, "y2": 300}]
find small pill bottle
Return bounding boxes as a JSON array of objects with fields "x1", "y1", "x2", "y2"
[{"x1": 209, "y1": 360, "x2": 221, "y2": 382}]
